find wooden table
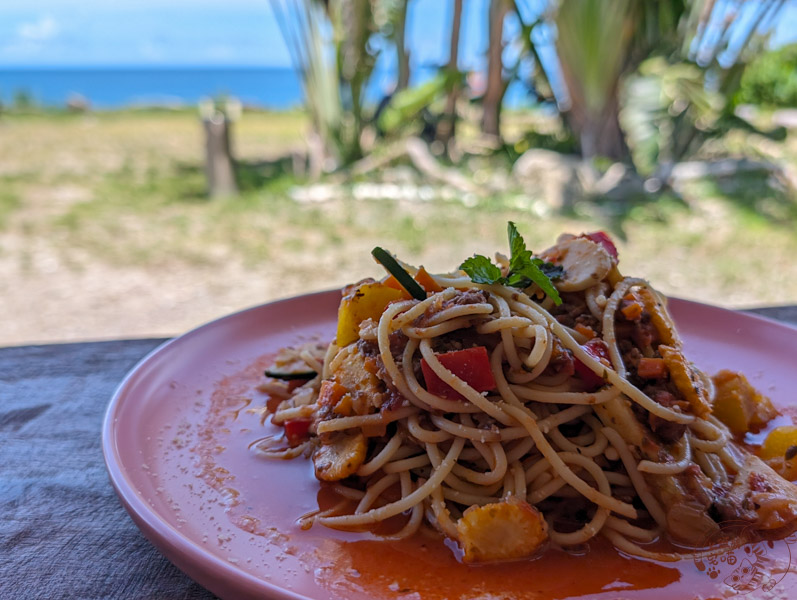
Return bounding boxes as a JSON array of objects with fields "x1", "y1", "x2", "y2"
[{"x1": 3, "y1": 306, "x2": 796, "y2": 600}]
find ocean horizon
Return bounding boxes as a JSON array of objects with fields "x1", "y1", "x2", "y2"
[
  {"x1": 0, "y1": 66, "x2": 306, "y2": 110},
  {"x1": 0, "y1": 65, "x2": 534, "y2": 111}
]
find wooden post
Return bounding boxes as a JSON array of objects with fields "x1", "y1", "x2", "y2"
[{"x1": 200, "y1": 100, "x2": 238, "y2": 198}]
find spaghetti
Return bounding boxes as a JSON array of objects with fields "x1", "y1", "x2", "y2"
[{"x1": 255, "y1": 227, "x2": 797, "y2": 563}]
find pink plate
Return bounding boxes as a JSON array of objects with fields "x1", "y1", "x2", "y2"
[{"x1": 103, "y1": 291, "x2": 797, "y2": 600}]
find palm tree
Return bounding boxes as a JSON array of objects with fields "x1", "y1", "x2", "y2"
[{"x1": 529, "y1": 0, "x2": 784, "y2": 162}]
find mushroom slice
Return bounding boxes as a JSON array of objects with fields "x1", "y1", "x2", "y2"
[
  {"x1": 313, "y1": 431, "x2": 367, "y2": 481},
  {"x1": 543, "y1": 238, "x2": 613, "y2": 292},
  {"x1": 456, "y1": 496, "x2": 548, "y2": 563}
]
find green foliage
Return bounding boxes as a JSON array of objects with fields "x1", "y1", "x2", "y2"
[
  {"x1": 555, "y1": 0, "x2": 634, "y2": 117},
  {"x1": 735, "y1": 43, "x2": 797, "y2": 108},
  {"x1": 621, "y1": 58, "x2": 723, "y2": 174},
  {"x1": 0, "y1": 188, "x2": 21, "y2": 229},
  {"x1": 271, "y1": 0, "x2": 379, "y2": 167},
  {"x1": 13, "y1": 89, "x2": 36, "y2": 110},
  {"x1": 376, "y1": 70, "x2": 464, "y2": 136}
]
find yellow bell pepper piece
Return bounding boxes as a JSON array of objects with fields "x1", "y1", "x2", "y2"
[
  {"x1": 711, "y1": 370, "x2": 777, "y2": 435},
  {"x1": 761, "y1": 426, "x2": 797, "y2": 460},
  {"x1": 762, "y1": 426, "x2": 797, "y2": 480},
  {"x1": 336, "y1": 282, "x2": 405, "y2": 347}
]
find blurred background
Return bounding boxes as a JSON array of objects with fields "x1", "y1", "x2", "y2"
[{"x1": 1, "y1": 0, "x2": 796, "y2": 346}]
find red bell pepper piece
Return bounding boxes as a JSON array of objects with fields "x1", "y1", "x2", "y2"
[
  {"x1": 421, "y1": 346, "x2": 497, "y2": 401},
  {"x1": 581, "y1": 231, "x2": 618, "y2": 261},
  {"x1": 284, "y1": 418, "x2": 312, "y2": 447},
  {"x1": 574, "y1": 338, "x2": 612, "y2": 391}
]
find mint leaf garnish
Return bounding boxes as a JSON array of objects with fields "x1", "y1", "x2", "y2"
[
  {"x1": 460, "y1": 255, "x2": 503, "y2": 284},
  {"x1": 458, "y1": 222, "x2": 563, "y2": 305}
]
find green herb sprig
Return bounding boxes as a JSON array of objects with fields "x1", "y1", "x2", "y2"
[{"x1": 459, "y1": 222, "x2": 563, "y2": 305}]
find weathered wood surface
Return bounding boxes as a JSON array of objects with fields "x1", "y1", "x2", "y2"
[
  {"x1": 0, "y1": 338, "x2": 218, "y2": 600},
  {"x1": 1, "y1": 305, "x2": 795, "y2": 599}
]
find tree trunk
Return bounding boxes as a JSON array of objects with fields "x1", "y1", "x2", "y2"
[
  {"x1": 203, "y1": 112, "x2": 238, "y2": 197},
  {"x1": 435, "y1": 0, "x2": 463, "y2": 149},
  {"x1": 481, "y1": 0, "x2": 509, "y2": 138},
  {"x1": 396, "y1": 0, "x2": 411, "y2": 91},
  {"x1": 558, "y1": 58, "x2": 627, "y2": 161},
  {"x1": 554, "y1": 0, "x2": 632, "y2": 161}
]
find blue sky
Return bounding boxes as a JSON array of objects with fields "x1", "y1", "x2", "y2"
[
  {"x1": 0, "y1": 0, "x2": 492, "y2": 68},
  {"x1": 1, "y1": 0, "x2": 795, "y2": 68}
]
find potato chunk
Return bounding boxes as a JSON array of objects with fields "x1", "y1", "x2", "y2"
[
  {"x1": 712, "y1": 370, "x2": 777, "y2": 434},
  {"x1": 455, "y1": 497, "x2": 548, "y2": 563}
]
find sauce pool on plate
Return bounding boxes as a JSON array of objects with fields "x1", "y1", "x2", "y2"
[{"x1": 188, "y1": 350, "x2": 796, "y2": 600}]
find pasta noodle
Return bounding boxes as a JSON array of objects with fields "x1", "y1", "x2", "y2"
[{"x1": 256, "y1": 228, "x2": 797, "y2": 563}]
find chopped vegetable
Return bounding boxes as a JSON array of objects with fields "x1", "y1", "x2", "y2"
[
  {"x1": 421, "y1": 346, "x2": 497, "y2": 401},
  {"x1": 637, "y1": 287, "x2": 676, "y2": 346},
  {"x1": 284, "y1": 419, "x2": 312, "y2": 447},
  {"x1": 712, "y1": 369, "x2": 778, "y2": 434},
  {"x1": 384, "y1": 265, "x2": 443, "y2": 297},
  {"x1": 573, "y1": 338, "x2": 612, "y2": 391},
  {"x1": 460, "y1": 222, "x2": 563, "y2": 305},
  {"x1": 336, "y1": 281, "x2": 406, "y2": 347},
  {"x1": 264, "y1": 369, "x2": 317, "y2": 381},
  {"x1": 620, "y1": 293, "x2": 644, "y2": 321},
  {"x1": 414, "y1": 266, "x2": 443, "y2": 293},
  {"x1": 761, "y1": 426, "x2": 797, "y2": 460},
  {"x1": 371, "y1": 247, "x2": 427, "y2": 301},
  {"x1": 761, "y1": 426, "x2": 797, "y2": 480},
  {"x1": 318, "y1": 380, "x2": 348, "y2": 407},
  {"x1": 659, "y1": 345, "x2": 712, "y2": 418},
  {"x1": 637, "y1": 357, "x2": 667, "y2": 379}
]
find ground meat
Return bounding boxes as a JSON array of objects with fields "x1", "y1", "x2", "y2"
[
  {"x1": 618, "y1": 340, "x2": 643, "y2": 381},
  {"x1": 358, "y1": 332, "x2": 412, "y2": 399},
  {"x1": 550, "y1": 293, "x2": 599, "y2": 331},
  {"x1": 413, "y1": 289, "x2": 489, "y2": 327},
  {"x1": 680, "y1": 464, "x2": 715, "y2": 510},
  {"x1": 431, "y1": 328, "x2": 500, "y2": 354},
  {"x1": 749, "y1": 472, "x2": 770, "y2": 493},
  {"x1": 544, "y1": 338, "x2": 575, "y2": 378},
  {"x1": 381, "y1": 388, "x2": 407, "y2": 412},
  {"x1": 358, "y1": 330, "x2": 408, "y2": 364},
  {"x1": 632, "y1": 388, "x2": 689, "y2": 443},
  {"x1": 713, "y1": 484, "x2": 758, "y2": 524},
  {"x1": 614, "y1": 312, "x2": 659, "y2": 354}
]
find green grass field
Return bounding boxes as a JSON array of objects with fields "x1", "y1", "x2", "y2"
[{"x1": 1, "y1": 108, "x2": 796, "y2": 345}]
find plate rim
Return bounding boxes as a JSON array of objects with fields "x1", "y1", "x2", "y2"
[{"x1": 102, "y1": 290, "x2": 338, "y2": 600}]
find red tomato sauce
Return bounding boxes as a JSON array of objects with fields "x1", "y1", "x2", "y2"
[{"x1": 193, "y1": 354, "x2": 797, "y2": 600}]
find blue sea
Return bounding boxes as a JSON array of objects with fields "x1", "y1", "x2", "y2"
[
  {"x1": 0, "y1": 67, "x2": 306, "y2": 110},
  {"x1": 0, "y1": 66, "x2": 534, "y2": 110}
]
